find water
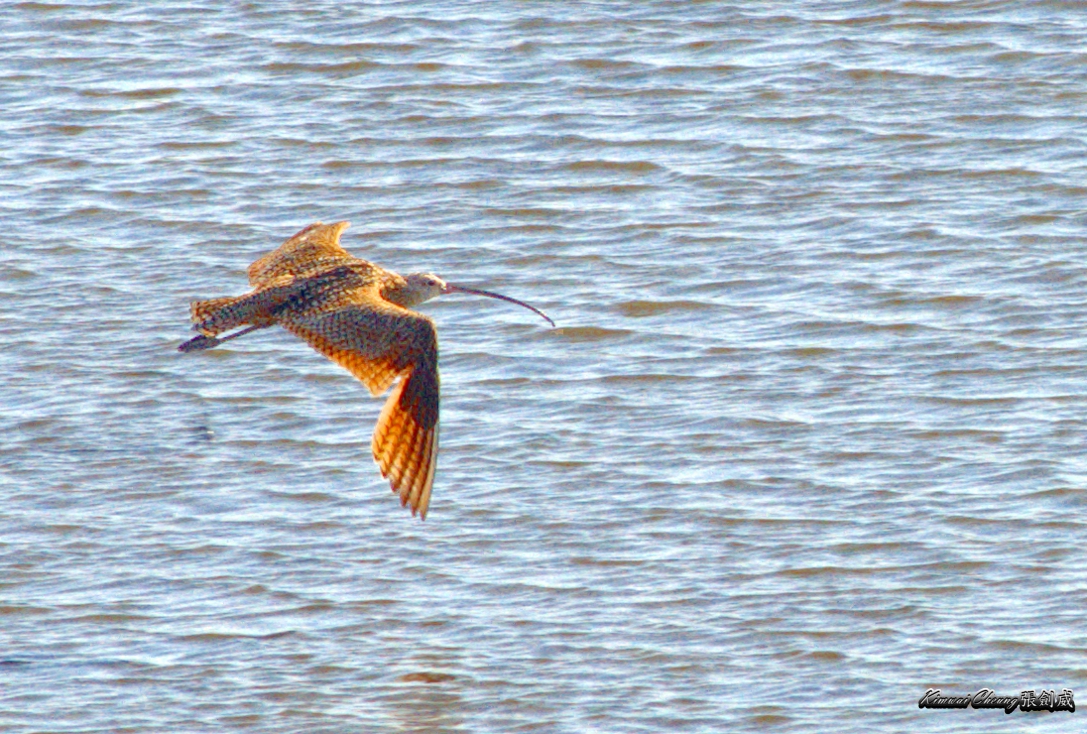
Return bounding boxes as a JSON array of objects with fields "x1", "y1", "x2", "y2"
[{"x1": 3, "y1": 2, "x2": 1086, "y2": 732}]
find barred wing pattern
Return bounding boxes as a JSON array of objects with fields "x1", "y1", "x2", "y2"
[
  {"x1": 247, "y1": 221, "x2": 378, "y2": 287},
  {"x1": 277, "y1": 301, "x2": 440, "y2": 518}
]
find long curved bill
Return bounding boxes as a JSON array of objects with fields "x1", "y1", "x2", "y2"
[{"x1": 443, "y1": 284, "x2": 555, "y2": 327}]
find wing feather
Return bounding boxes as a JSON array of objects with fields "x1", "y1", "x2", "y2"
[
  {"x1": 371, "y1": 365, "x2": 439, "y2": 519},
  {"x1": 409, "y1": 427, "x2": 437, "y2": 517}
]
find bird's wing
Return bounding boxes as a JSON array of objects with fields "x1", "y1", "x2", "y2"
[
  {"x1": 277, "y1": 301, "x2": 440, "y2": 519},
  {"x1": 247, "y1": 221, "x2": 363, "y2": 287}
]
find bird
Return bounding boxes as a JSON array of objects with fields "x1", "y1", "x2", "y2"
[{"x1": 178, "y1": 221, "x2": 554, "y2": 519}]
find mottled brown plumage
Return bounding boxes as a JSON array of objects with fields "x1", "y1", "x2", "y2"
[{"x1": 179, "y1": 221, "x2": 553, "y2": 520}]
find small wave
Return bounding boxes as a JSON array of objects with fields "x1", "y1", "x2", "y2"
[
  {"x1": 615, "y1": 300, "x2": 714, "y2": 318},
  {"x1": 399, "y1": 671, "x2": 456, "y2": 683},
  {"x1": 563, "y1": 160, "x2": 663, "y2": 174},
  {"x1": 554, "y1": 326, "x2": 632, "y2": 341}
]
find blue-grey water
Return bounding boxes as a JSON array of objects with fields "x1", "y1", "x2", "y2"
[{"x1": 3, "y1": 2, "x2": 1086, "y2": 732}]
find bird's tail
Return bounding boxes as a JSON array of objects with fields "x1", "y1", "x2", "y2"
[
  {"x1": 189, "y1": 293, "x2": 280, "y2": 336},
  {"x1": 179, "y1": 293, "x2": 274, "y2": 353},
  {"x1": 190, "y1": 296, "x2": 242, "y2": 334}
]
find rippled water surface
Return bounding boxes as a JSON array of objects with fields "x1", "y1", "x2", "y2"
[{"x1": 3, "y1": 2, "x2": 1087, "y2": 732}]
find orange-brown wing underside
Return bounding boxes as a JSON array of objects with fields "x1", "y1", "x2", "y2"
[
  {"x1": 247, "y1": 221, "x2": 355, "y2": 287},
  {"x1": 276, "y1": 301, "x2": 440, "y2": 519},
  {"x1": 372, "y1": 360, "x2": 439, "y2": 519}
]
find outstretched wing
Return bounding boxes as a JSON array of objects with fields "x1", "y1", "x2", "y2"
[
  {"x1": 248, "y1": 221, "x2": 363, "y2": 287},
  {"x1": 277, "y1": 300, "x2": 440, "y2": 519}
]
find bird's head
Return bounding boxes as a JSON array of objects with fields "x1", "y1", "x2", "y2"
[{"x1": 399, "y1": 272, "x2": 449, "y2": 307}]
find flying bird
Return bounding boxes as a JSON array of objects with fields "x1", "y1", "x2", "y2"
[{"x1": 178, "y1": 221, "x2": 554, "y2": 519}]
